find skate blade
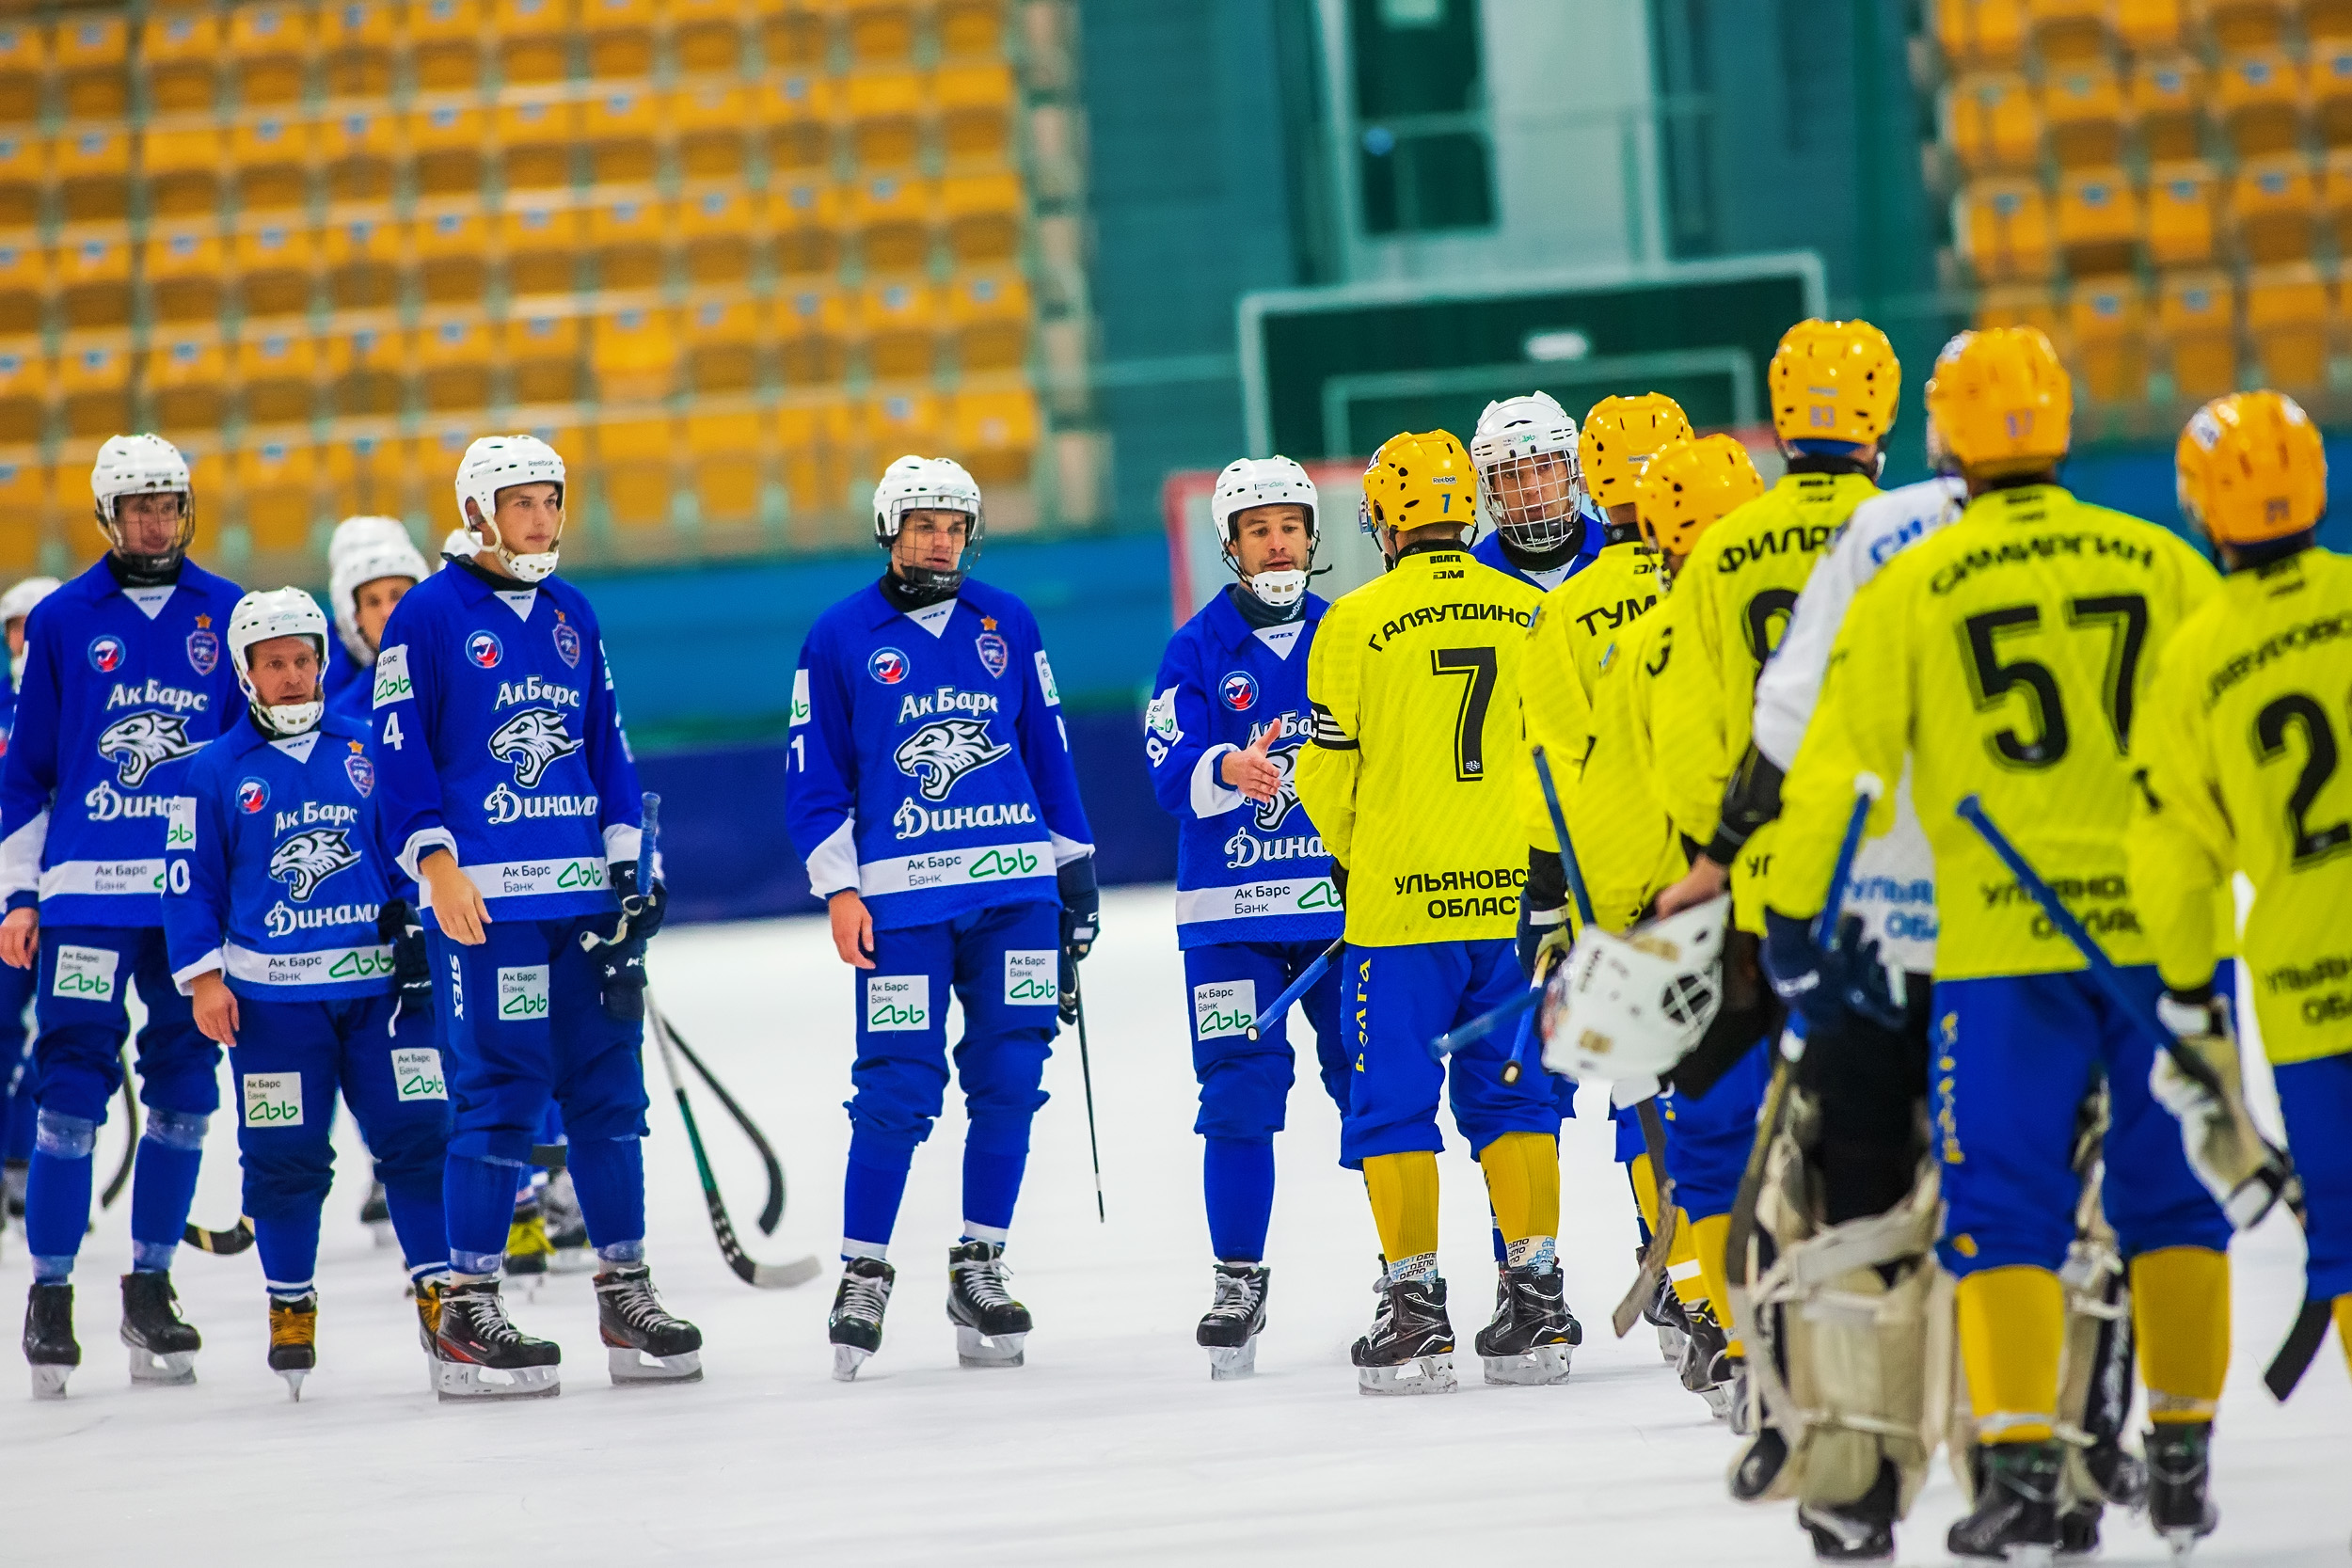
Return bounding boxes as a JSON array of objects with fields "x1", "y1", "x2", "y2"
[
  {"x1": 1205, "y1": 1338, "x2": 1258, "y2": 1381},
  {"x1": 1481, "y1": 1343, "x2": 1573, "y2": 1386},
  {"x1": 28, "y1": 1363, "x2": 72, "y2": 1400},
  {"x1": 1698, "y1": 1381, "x2": 1734, "y2": 1420},
  {"x1": 1655, "y1": 1324, "x2": 1688, "y2": 1365},
  {"x1": 608, "y1": 1345, "x2": 702, "y2": 1386},
  {"x1": 1356, "y1": 1354, "x2": 1457, "y2": 1396},
  {"x1": 2000, "y1": 1548, "x2": 2055, "y2": 1568},
  {"x1": 2161, "y1": 1527, "x2": 2202, "y2": 1562},
  {"x1": 367, "y1": 1221, "x2": 397, "y2": 1250},
  {"x1": 278, "y1": 1369, "x2": 307, "y2": 1402},
  {"x1": 832, "y1": 1344, "x2": 872, "y2": 1383},
  {"x1": 954, "y1": 1325, "x2": 1025, "y2": 1368},
  {"x1": 433, "y1": 1359, "x2": 561, "y2": 1402},
  {"x1": 548, "y1": 1248, "x2": 595, "y2": 1275},
  {"x1": 124, "y1": 1345, "x2": 197, "y2": 1386}
]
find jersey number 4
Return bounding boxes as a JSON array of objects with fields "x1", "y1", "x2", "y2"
[
  {"x1": 1961, "y1": 594, "x2": 2149, "y2": 768},
  {"x1": 2255, "y1": 693, "x2": 2351, "y2": 866},
  {"x1": 1431, "y1": 647, "x2": 1497, "y2": 783}
]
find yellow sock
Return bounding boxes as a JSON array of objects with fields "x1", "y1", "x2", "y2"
[
  {"x1": 1957, "y1": 1266, "x2": 2065, "y2": 1443},
  {"x1": 1629, "y1": 1154, "x2": 1663, "y2": 1232},
  {"x1": 1690, "y1": 1212, "x2": 1744, "y2": 1355},
  {"x1": 1363, "y1": 1150, "x2": 1440, "y2": 1273},
  {"x1": 2335, "y1": 1297, "x2": 2352, "y2": 1380},
  {"x1": 1667, "y1": 1209, "x2": 1708, "y2": 1311},
  {"x1": 2132, "y1": 1246, "x2": 2231, "y2": 1423},
  {"x1": 1479, "y1": 1132, "x2": 1559, "y2": 1266}
]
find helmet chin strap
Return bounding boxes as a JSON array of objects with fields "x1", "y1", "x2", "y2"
[
  {"x1": 471, "y1": 509, "x2": 561, "y2": 583},
  {"x1": 251, "y1": 698, "x2": 324, "y2": 738}
]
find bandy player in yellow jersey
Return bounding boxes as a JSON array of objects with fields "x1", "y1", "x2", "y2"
[
  {"x1": 1767, "y1": 328, "x2": 2232, "y2": 1561},
  {"x1": 2131, "y1": 393, "x2": 2352, "y2": 1420},
  {"x1": 1295, "y1": 430, "x2": 1567, "y2": 1396}
]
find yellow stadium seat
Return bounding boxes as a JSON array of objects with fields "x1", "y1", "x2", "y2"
[
  {"x1": 761, "y1": 8, "x2": 829, "y2": 70},
  {"x1": 2197, "y1": 0, "x2": 2292, "y2": 48},
  {"x1": 948, "y1": 388, "x2": 1037, "y2": 488},
  {"x1": 141, "y1": 7, "x2": 221, "y2": 111},
  {"x1": 0, "y1": 339, "x2": 41, "y2": 443},
  {"x1": 408, "y1": 103, "x2": 488, "y2": 197},
  {"x1": 409, "y1": 0, "x2": 485, "y2": 90},
  {"x1": 230, "y1": 113, "x2": 314, "y2": 212},
  {"x1": 2314, "y1": 0, "x2": 2352, "y2": 40},
  {"x1": 0, "y1": 20, "x2": 31, "y2": 75},
  {"x1": 773, "y1": 181, "x2": 846, "y2": 277},
  {"x1": 2153, "y1": 270, "x2": 2238, "y2": 400},
  {"x1": 778, "y1": 286, "x2": 852, "y2": 386},
  {"x1": 2314, "y1": 40, "x2": 2352, "y2": 148},
  {"x1": 678, "y1": 184, "x2": 761, "y2": 284},
  {"x1": 942, "y1": 170, "x2": 1021, "y2": 265},
  {"x1": 946, "y1": 271, "x2": 1028, "y2": 372},
  {"x1": 2245, "y1": 262, "x2": 2329, "y2": 388},
  {"x1": 233, "y1": 222, "x2": 316, "y2": 319},
  {"x1": 2144, "y1": 161, "x2": 2218, "y2": 265},
  {"x1": 230, "y1": 3, "x2": 314, "y2": 59},
  {"x1": 938, "y1": 62, "x2": 1015, "y2": 167},
  {"x1": 323, "y1": 0, "x2": 403, "y2": 52},
  {"x1": 236, "y1": 438, "x2": 318, "y2": 555},
  {"x1": 684, "y1": 409, "x2": 768, "y2": 525},
  {"x1": 860, "y1": 278, "x2": 938, "y2": 381},
  {"x1": 55, "y1": 13, "x2": 128, "y2": 68},
  {"x1": 137, "y1": 123, "x2": 221, "y2": 217},
  {"x1": 151, "y1": 331, "x2": 231, "y2": 432},
  {"x1": 2131, "y1": 53, "x2": 2205, "y2": 162},
  {"x1": 239, "y1": 330, "x2": 320, "y2": 425},
  {"x1": 414, "y1": 206, "x2": 493, "y2": 303},
  {"x1": 586, "y1": 0, "x2": 657, "y2": 81},
  {"x1": 58, "y1": 339, "x2": 132, "y2": 439},
  {"x1": 866, "y1": 391, "x2": 945, "y2": 464},
  {"x1": 2042, "y1": 62, "x2": 2127, "y2": 169},
  {"x1": 2324, "y1": 149, "x2": 2352, "y2": 254},
  {"x1": 57, "y1": 231, "x2": 134, "y2": 329},
  {"x1": 0, "y1": 236, "x2": 38, "y2": 335},
  {"x1": 324, "y1": 106, "x2": 400, "y2": 203},
  {"x1": 2230, "y1": 152, "x2": 2316, "y2": 261},
  {"x1": 2216, "y1": 50, "x2": 2306, "y2": 156},
  {"x1": 0, "y1": 65, "x2": 32, "y2": 131},
  {"x1": 54, "y1": 126, "x2": 132, "y2": 224},
  {"x1": 582, "y1": 86, "x2": 660, "y2": 184},
  {"x1": 761, "y1": 76, "x2": 837, "y2": 178},
  {"x1": 0, "y1": 459, "x2": 50, "y2": 568},
  {"x1": 325, "y1": 38, "x2": 397, "y2": 100},
  {"x1": 495, "y1": 99, "x2": 575, "y2": 192},
  {"x1": 416, "y1": 315, "x2": 496, "y2": 411},
  {"x1": 938, "y1": 0, "x2": 1007, "y2": 60},
  {"x1": 0, "y1": 132, "x2": 33, "y2": 232},
  {"x1": 510, "y1": 311, "x2": 584, "y2": 404},
  {"x1": 2028, "y1": 0, "x2": 2109, "y2": 63},
  {"x1": 845, "y1": 2, "x2": 918, "y2": 64},
  {"x1": 2067, "y1": 278, "x2": 2148, "y2": 403},
  {"x1": 669, "y1": 82, "x2": 751, "y2": 179},
  {"x1": 592, "y1": 414, "x2": 675, "y2": 529},
  {"x1": 501, "y1": 201, "x2": 580, "y2": 296},
  {"x1": 494, "y1": 0, "x2": 574, "y2": 87},
  {"x1": 1974, "y1": 282, "x2": 2062, "y2": 337},
  {"x1": 318, "y1": 430, "x2": 404, "y2": 517},
  {"x1": 408, "y1": 0, "x2": 484, "y2": 43},
  {"x1": 589, "y1": 194, "x2": 667, "y2": 291},
  {"x1": 1956, "y1": 179, "x2": 2057, "y2": 282},
  {"x1": 671, "y1": 0, "x2": 747, "y2": 74},
  {"x1": 682, "y1": 295, "x2": 762, "y2": 393},
  {"x1": 323, "y1": 322, "x2": 401, "y2": 415},
  {"x1": 851, "y1": 174, "x2": 934, "y2": 273},
  {"x1": 2055, "y1": 166, "x2": 2140, "y2": 274},
  {"x1": 846, "y1": 70, "x2": 925, "y2": 172},
  {"x1": 590, "y1": 304, "x2": 676, "y2": 401},
  {"x1": 774, "y1": 402, "x2": 849, "y2": 527},
  {"x1": 150, "y1": 223, "x2": 230, "y2": 322}
]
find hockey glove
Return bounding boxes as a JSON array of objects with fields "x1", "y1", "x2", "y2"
[
  {"x1": 376, "y1": 898, "x2": 435, "y2": 1018},
  {"x1": 2150, "y1": 992, "x2": 2295, "y2": 1230},
  {"x1": 1329, "y1": 862, "x2": 1348, "y2": 907},
  {"x1": 1518, "y1": 848, "x2": 1569, "y2": 980},
  {"x1": 611, "y1": 859, "x2": 668, "y2": 941},
  {"x1": 1057, "y1": 856, "x2": 1099, "y2": 1025},
  {"x1": 1760, "y1": 909, "x2": 1904, "y2": 1037},
  {"x1": 597, "y1": 931, "x2": 651, "y2": 1022}
]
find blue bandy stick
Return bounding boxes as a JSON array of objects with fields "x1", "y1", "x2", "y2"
[
  {"x1": 1245, "y1": 935, "x2": 1345, "y2": 1043},
  {"x1": 1430, "y1": 987, "x2": 1544, "y2": 1060},
  {"x1": 1817, "y1": 773, "x2": 1883, "y2": 950},
  {"x1": 1532, "y1": 745, "x2": 1596, "y2": 927}
]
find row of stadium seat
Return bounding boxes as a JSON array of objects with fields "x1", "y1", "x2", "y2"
[
  {"x1": 1946, "y1": 46, "x2": 2352, "y2": 171},
  {"x1": 1939, "y1": 0, "x2": 2352, "y2": 68},
  {"x1": 1978, "y1": 261, "x2": 2332, "y2": 399},
  {"x1": 1955, "y1": 150, "x2": 2352, "y2": 275}
]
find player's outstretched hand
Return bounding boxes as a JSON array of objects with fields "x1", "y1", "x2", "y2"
[
  {"x1": 421, "y1": 849, "x2": 491, "y2": 946},
  {"x1": 829, "y1": 889, "x2": 876, "y2": 969},
  {"x1": 0, "y1": 905, "x2": 36, "y2": 969},
  {"x1": 1218, "y1": 726, "x2": 1283, "y2": 803},
  {"x1": 190, "y1": 971, "x2": 239, "y2": 1048},
  {"x1": 1654, "y1": 854, "x2": 1727, "y2": 917}
]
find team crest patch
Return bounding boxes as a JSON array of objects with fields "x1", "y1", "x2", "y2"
[
  {"x1": 87, "y1": 634, "x2": 126, "y2": 673},
  {"x1": 868, "y1": 646, "x2": 909, "y2": 685},
  {"x1": 552, "y1": 619, "x2": 580, "y2": 668},
  {"x1": 975, "y1": 631, "x2": 1009, "y2": 679},
  {"x1": 1220, "y1": 671, "x2": 1258, "y2": 712},
  {"x1": 344, "y1": 750, "x2": 374, "y2": 797},
  {"x1": 236, "y1": 777, "x2": 269, "y2": 815},
  {"x1": 466, "y1": 630, "x2": 503, "y2": 669},
  {"x1": 185, "y1": 615, "x2": 219, "y2": 675}
]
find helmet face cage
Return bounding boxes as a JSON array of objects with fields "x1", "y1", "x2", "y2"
[
  {"x1": 874, "y1": 457, "x2": 985, "y2": 592},
  {"x1": 92, "y1": 434, "x2": 196, "y2": 570},
  {"x1": 1476, "y1": 445, "x2": 1584, "y2": 551}
]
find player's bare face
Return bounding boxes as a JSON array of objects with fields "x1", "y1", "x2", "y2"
[
  {"x1": 5, "y1": 617, "x2": 23, "y2": 660},
  {"x1": 111, "y1": 492, "x2": 186, "y2": 557},
  {"x1": 892, "y1": 509, "x2": 970, "y2": 577},
  {"x1": 1230, "y1": 504, "x2": 1309, "y2": 577},
  {"x1": 247, "y1": 633, "x2": 321, "y2": 706},
  {"x1": 354, "y1": 575, "x2": 414, "y2": 653},
  {"x1": 487, "y1": 483, "x2": 563, "y2": 556}
]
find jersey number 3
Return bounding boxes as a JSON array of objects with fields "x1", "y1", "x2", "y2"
[
  {"x1": 1431, "y1": 647, "x2": 1497, "y2": 784},
  {"x1": 1961, "y1": 594, "x2": 2149, "y2": 768}
]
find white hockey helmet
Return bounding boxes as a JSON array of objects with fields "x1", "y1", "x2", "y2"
[
  {"x1": 228, "y1": 586, "x2": 329, "y2": 737},
  {"x1": 1539, "y1": 895, "x2": 1734, "y2": 1083},
  {"x1": 90, "y1": 434, "x2": 196, "y2": 573},
  {"x1": 1471, "y1": 392, "x2": 1586, "y2": 553},
  {"x1": 454, "y1": 435, "x2": 566, "y2": 583},
  {"x1": 326, "y1": 515, "x2": 429, "y2": 665},
  {"x1": 872, "y1": 454, "x2": 984, "y2": 593},
  {"x1": 439, "y1": 525, "x2": 478, "y2": 565},
  {"x1": 0, "y1": 574, "x2": 58, "y2": 626},
  {"x1": 1212, "y1": 456, "x2": 1319, "y2": 610}
]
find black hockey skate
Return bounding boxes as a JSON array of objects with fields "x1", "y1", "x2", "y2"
[
  {"x1": 1197, "y1": 1262, "x2": 1269, "y2": 1381},
  {"x1": 596, "y1": 1264, "x2": 702, "y2": 1386},
  {"x1": 358, "y1": 1180, "x2": 394, "y2": 1249},
  {"x1": 119, "y1": 1271, "x2": 200, "y2": 1386},
  {"x1": 1640, "y1": 1251, "x2": 1691, "y2": 1365},
  {"x1": 1947, "y1": 1439, "x2": 2063, "y2": 1563},
  {"x1": 543, "y1": 1169, "x2": 593, "y2": 1274},
  {"x1": 434, "y1": 1279, "x2": 561, "y2": 1401},
  {"x1": 23, "y1": 1281, "x2": 77, "y2": 1399},
  {"x1": 829, "y1": 1257, "x2": 895, "y2": 1382},
  {"x1": 946, "y1": 1240, "x2": 1031, "y2": 1368},
  {"x1": 1679, "y1": 1300, "x2": 1735, "y2": 1419},
  {"x1": 1352, "y1": 1274, "x2": 1456, "y2": 1396},
  {"x1": 268, "y1": 1293, "x2": 317, "y2": 1402},
  {"x1": 2145, "y1": 1422, "x2": 2218, "y2": 1559},
  {"x1": 1473, "y1": 1264, "x2": 1579, "y2": 1386},
  {"x1": 1798, "y1": 1457, "x2": 1899, "y2": 1563}
]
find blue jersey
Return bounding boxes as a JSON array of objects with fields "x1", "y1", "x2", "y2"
[
  {"x1": 1470, "y1": 504, "x2": 1604, "y2": 593},
  {"x1": 786, "y1": 578, "x2": 1092, "y2": 931},
  {"x1": 0, "y1": 559, "x2": 246, "y2": 926},
  {"x1": 163, "y1": 707, "x2": 396, "y2": 1002},
  {"x1": 322, "y1": 643, "x2": 371, "y2": 716},
  {"x1": 1145, "y1": 585, "x2": 1342, "y2": 949},
  {"x1": 371, "y1": 562, "x2": 645, "y2": 928}
]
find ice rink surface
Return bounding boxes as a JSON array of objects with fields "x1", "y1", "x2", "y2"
[{"x1": 6, "y1": 885, "x2": 2348, "y2": 1565}]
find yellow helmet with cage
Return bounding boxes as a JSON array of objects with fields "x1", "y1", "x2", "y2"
[
  {"x1": 1362, "y1": 429, "x2": 1477, "y2": 534},
  {"x1": 1923, "y1": 325, "x2": 2073, "y2": 480},
  {"x1": 1769, "y1": 318, "x2": 1900, "y2": 449},
  {"x1": 1581, "y1": 394, "x2": 1693, "y2": 511}
]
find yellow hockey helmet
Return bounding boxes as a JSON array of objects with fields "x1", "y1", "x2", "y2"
[
  {"x1": 2176, "y1": 390, "x2": 2328, "y2": 546},
  {"x1": 1924, "y1": 325, "x2": 2073, "y2": 480},
  {"x1": 1769, "y1": 318, "x2": 1900, "y2": 449},
  {"x1": 1633, "y1": 435, "x2": 1766, "y2": 558},
  {"x1": 1580, "y1": 394, "x2": 1693, "y2": 509},
  {"x1": 1362, "y1": 429, "x2": 1477, "y2": 533}
]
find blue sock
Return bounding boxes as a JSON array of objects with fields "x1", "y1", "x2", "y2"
[
  {"x1": 254, "y1": 1206, "x2": 323, "y2": 1298},
  {"x1": 1203, "y1": 1138, "x2": 1276, "y2": 1262},
  {"x1": 445, "y1": 1152, "x2": 522, "y2": 1275},
  {"x1": 24, "y1": 1149, "x2": 94, "y2": 1269},
  {"x1": 384, "y1": 1178, "x2": 449, "y2": 1277},
  {"x1": 567, "y1": 1135, "x2": 645, "y2": 1263},
  {"x1": 128, "y1": 1107, "x2": 209, "y2": 1273},
  {"x1": 842, "y1": 1155, "x2": 910, "y2": 1257},
  {"x1": 961, "y1": 1144, "x2": 1026, "y2": 1238}
]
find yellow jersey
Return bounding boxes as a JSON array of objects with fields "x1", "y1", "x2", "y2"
[
  {"x1": 2129, "y1": 546, "x2": 2352, "y2": 1065},
  {"x1": 1652, "y1": 470, "x2": 1878, "y2": 848},
  {"x1": 1295, "y1": 546, "x2": 1545, "y2": 947},
  {"x1": 1518, "y1": 535, "x2": 1663, "y2": 849},
  {"x1": 1568, "y1": 593, "x2": 1690, "y2": 932},
  {"x1": 1768, "y1": 483, "x2": 2220, "y2": 980}
]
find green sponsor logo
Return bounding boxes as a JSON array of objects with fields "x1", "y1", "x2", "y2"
[
  {"x1": 400, "y1": 1069, "x2": 444, "y2": 1098},
  {"x1": 247, "y1": 1096, "x2": 300, "y2": 1124},
  {"x1": 969, "y1": 845, "x2": 1040, "y2": 879},
  {"x1": 1008, "y1": 974, "x2": 1056, "y2": 1003},
  {"x1": 868, "y1": 1001, "x2": 927, "y2": 1027},
  {"x1": 56, "y1": 970, "x2": 110, "y2": 995},
  {"x1": 1198, "y1": 1005, "x2": 1252, "y2": 1036},
  {"x1": 556, "y1": 859, "x2": 607, "y2": 890},
  {"x1": 501, "y1": 990, "x2": 550, "y2": 1019},
  {"x1": 1299, "y1": 879, "x2": 1342, "y2": 910},
  {"x1": 328, "y1": 948, "x2": 396, "y2": 980}
]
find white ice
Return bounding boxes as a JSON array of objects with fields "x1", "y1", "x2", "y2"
[{"x1": 6, "y1": 885, "x2": 2348, "y2": 1564}]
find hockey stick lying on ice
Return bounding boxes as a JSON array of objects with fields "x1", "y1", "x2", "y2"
[
  {"x1": 1244, "y1": 935, "x2": 1345, "y2": 1043},
  {"x1": 1955, "y1": 793, "x2": 2321, "y2": 1399}
]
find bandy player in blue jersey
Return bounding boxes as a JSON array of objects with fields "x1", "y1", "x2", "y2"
[
  {"x1": 787, "y1": 454, "x2": 1098, "y2": 1382},
  {"x1": 1468, "y1": 392, "x2": 1603, "y2": 593},
  {"x1": 1144, "y1": 456, "x2": 1344, "y2": 1379},
  {"x1": 0, "y1": 574, "x2": 58, "y2": 1233},
  {"x1": 3, "y1": 436, "x2": 244, "y2": 1397},
  {"x1": 373, "y1": 434, "x2": 698, "y2": 1401}
]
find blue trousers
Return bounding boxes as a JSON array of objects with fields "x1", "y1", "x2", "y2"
[
  {"x1": 1931, "y1": 968, "x2": 2231, "y2": 1277},
  {"x1": 0, "y1": 953, "x2": 34, "y2": 1161},
  {"x1": 2276, "y1": 1052, "x2": 2352, "y2": 1302},
  {"x1": 1183, "y1": 940, "x2": 1347, "y2": 1139},
  {"x1": 1341, "y1": 939, "x2": 1562, "y2": 1166},
  {"x1": 31, "y1": 924, "x2": 218, "y2": 1121},
  {"x1": 1662, "y1": 1036, "x2": 1773, "y2": 1225}
]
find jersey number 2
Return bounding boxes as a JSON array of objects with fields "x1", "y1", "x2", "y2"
[
  {"x1": 2254, "y1": 693, "x2": 2351, "y2": 866},
  {"x1": 1432, "y1": 647, "x2": 1497, "y2": 783}
]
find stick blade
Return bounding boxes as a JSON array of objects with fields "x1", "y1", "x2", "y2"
[
  {"x1": 2265, "y1": 1297, "x2": 2333, "y2": 1402},
  {"x1": 747, "y1": 1255, "x2": 824, "y2": 1290}
]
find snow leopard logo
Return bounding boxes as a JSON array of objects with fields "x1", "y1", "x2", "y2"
[
  {"x1": 269, "y1": 827, "x2": 360, "y2": 902},
  {"x1": 894, "y1": 719, "x2": 1010, "y2": 802},
  {"x1": 1252, "y1": 745, "x2": 1299, "y2": 832},
  {"x1": 487, "y1": 708, "x2": 582, "y2": 788},
  {"x1": 96, "y1": 712, "x2": 199, "y2": 788}
]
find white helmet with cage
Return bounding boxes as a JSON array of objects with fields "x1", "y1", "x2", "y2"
[
  {"x1": 454, "y1": 435, "x2": 566, "y2": 583},
  {"x1": 90, "y1": 434, "x2": 196, "y2": 574},
  {"x1": 1211, "y1": 456, "x2": 1319, "y2": 609},
  {"x1": 872, "y1": 454, "x2": 984, "y2": 594},
  {"x1": 326, "y1": 515, "x2": 429, "y2": 666},
  {"x1": 228, "y1": 587, "x2": 330, "y2": 738},
  {"x1": 1538, "y1": 895, "x2": 1733, "y2": 1084},
  {"x1": 1471, "y1": 392, "x2": 1586, "y2": 553}
]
